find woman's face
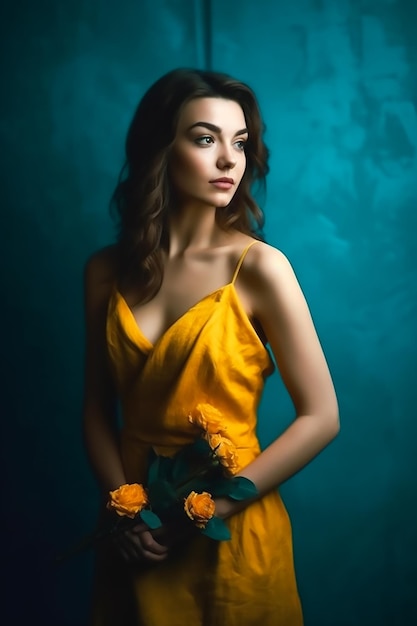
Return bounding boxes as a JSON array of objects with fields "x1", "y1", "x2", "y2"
[{"x1": 168, "y1": 97, "x2": 248, "y2": 209}]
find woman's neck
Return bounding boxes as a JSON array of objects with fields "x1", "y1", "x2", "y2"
[{"x1": 167, "y1": 204, "x2": 223, "y2": 257}]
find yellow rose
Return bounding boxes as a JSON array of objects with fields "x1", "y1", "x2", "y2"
[
  {"x1": 206, "y1": 433, "x2": 238, "y2": 475},
  {"x1": 184, "y1": 491, "x2": 216, "y2": 528},
  {"x1": 188, "y1": 403, "x2": 226, "y2": 434},
  {"x1": 107, "y1": 483, "x2": 148, "y2": 518}
]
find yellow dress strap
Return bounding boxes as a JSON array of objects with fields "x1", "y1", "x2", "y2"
[{"x1": 231, "y1": 240, "x2": 259, "y2": 284}]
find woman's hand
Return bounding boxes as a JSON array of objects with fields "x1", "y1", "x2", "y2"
[
  {"x1": 115, "y1": 522, "x2": 169, "y2": 564},
  {"x1": 114, "y1": 518, "x2": 197, "y2": 564}
]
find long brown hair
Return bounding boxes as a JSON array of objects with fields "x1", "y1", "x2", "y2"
[{"x1": 111, "y1": 68, "x2": 269, "y2": 303}]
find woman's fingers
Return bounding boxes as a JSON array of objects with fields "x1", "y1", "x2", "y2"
[
  {"x1": 115, "y1": 527, "x2": 169, "y2": 563},
  {"x1": 113, "y1": 519, "x2": 195, "y2": 563},
  {"x1": 138, "y1": 528, "x2": 169, "y2": 556},
  {"x1": 130, "y1": 522, "x2": 148, "y2": 534}
]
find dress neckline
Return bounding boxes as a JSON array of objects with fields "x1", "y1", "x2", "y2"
[
  {"x1": 115, "y1": 282, "x2": 233, "y2": 350},
  {"x1": 113, "y1": 240, "x2": 260, "y2": 350},
  {"x1": 113, "y1": 281, "x2": 268, "y2": 354}
]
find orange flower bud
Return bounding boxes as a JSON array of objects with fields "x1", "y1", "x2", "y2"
[
  {"x1": 206, "y1": 433, "x2": 238, "y2": 475},
  {"x1": 184, "y1": 491, "x2": 216, "y2": 528},
  {"x1": 188, "y1": 403, "x2": 226, "y2": 434},
  {"x1": 107, "y1": 483, "x2": 148, "y2": 518}
]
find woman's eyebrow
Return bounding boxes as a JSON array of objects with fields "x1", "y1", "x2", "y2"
[{"x1": 187, "y1": 121, "x2": 248, "y2": 137}]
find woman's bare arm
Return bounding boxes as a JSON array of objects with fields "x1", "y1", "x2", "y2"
[
  {"x1": 83, "y1": 248, "x2": 126, "y2": 494},
  {"x1": 83, "y1": 248, "x2": 169, "y2": 561},
  {"x1": 216, "y1": 243, "x2": 339, "y2": 517}
]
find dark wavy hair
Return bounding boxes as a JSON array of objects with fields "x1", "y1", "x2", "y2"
[{"x1": 111, "y1": 68, "x2": 269, "y2": 303}]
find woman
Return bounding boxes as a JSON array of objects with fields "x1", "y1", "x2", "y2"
[{"x1": 83, "y1": 68, "x2": 339, "y2": 625}]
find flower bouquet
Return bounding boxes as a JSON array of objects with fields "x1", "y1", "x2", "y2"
[{"x1": 56, "y1": 404, "x2": 258, "y2": 563}]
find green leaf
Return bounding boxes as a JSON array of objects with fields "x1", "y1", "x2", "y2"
[
  {"x1": 201, "y1": 516, "x2": 231, "y2": 541},
  {"x1": 188, "y1": 437, "x2": 212, "y2": 457},
  {"x1": 139, "y1": 509, "x2": 163, "y2": 529},
  {"x1": 209, "y1": 478, "x2": 235, "y2": 497},
  {"x1": 177, "y1": 438, "x2": 213, "y2": 473},
  {"x1": 147, "y1": 451, "x2": 176, "y2": 484},
  {"x1": 212, "y1": 476, "x2": 259, "y2": 501},
  {"x1": 170, "y1": 455, "x2": 190, "y2": 484},
  {"x1": 228, "y1": 476, "x2": 259, "y2": 500},
  {"x1": 147, "y1": 479, "x2": 178, "y2": 512},
  {"x1": 147, "y1": 449, "x2": 160, "y2": 484}
]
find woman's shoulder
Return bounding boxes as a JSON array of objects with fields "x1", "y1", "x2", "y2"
[
  {"x1": 242, "y1": 238, "x2": 294, "y2": 279},
  {"x1": 84, "y1": 245, "x2": 117, "y2": 281},
  {"x1": 83, "y1": 245, "x2": 118, "y2": 304},
  {"x1": 236, "y1": 238, "x2": 301, "y2": 307}
]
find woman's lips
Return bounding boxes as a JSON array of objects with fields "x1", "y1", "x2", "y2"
[{"x1": 210, "y1": 177, "x2": 234, "y2": 190}]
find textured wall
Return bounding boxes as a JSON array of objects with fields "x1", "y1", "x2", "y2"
[
  {"x1": 1, "y1": 1, "x2": 416, "y2": 624},
  {"x1": 210, "y1": 2, "x2": 417, "y2": 625}
]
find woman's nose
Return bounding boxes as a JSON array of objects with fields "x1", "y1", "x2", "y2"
[{"x1": 217, "y1": 147, "x2": 237, "y2": 170}]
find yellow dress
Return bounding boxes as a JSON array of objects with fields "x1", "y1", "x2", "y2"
[{"x1": 91, "y1": 242, "x2": 303, "y2": 626}]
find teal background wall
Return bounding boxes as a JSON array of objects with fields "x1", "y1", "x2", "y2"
[{"x1": 1, "y1": 1, "x2": 416, "y2": 624}]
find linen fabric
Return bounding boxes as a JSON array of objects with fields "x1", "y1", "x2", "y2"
[{"x1": 90, "y1": 242, "x2": 303, "y2": 625}]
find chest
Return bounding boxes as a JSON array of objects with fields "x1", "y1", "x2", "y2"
[{"x1": 125, "y1": 253, "x2": 237, "y2": 346}]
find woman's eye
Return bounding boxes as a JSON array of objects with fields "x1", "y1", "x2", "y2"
[
  {"x1": 195, "y1": 136, "x2": 214, "y2": 145},
  {"x1": 235, "y1": 140, "x2": 247, "y2": 150}
]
